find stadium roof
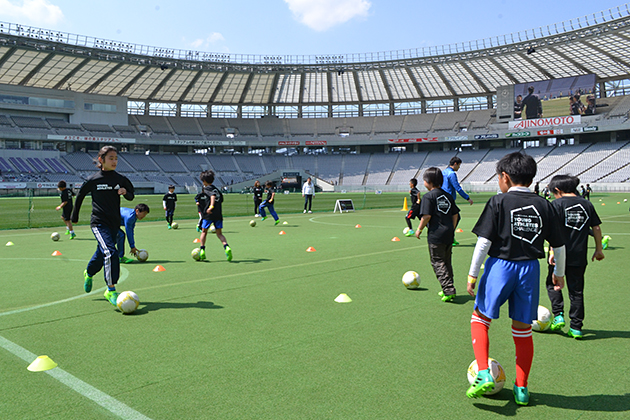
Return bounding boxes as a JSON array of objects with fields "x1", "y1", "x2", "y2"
[{"x1": 1, "y1": 6, "x2": 630, "y2": 107}]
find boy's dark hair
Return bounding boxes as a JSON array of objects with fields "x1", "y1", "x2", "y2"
[
  {"x1": 168, "y1": 185, "x2": 175, "y2": 189},
  {"x1": 528, "y1": 86, "x2": 535, "y2": 94},
  {"x1": 57, "y1": 180, "x2": 66, "y2": 189},
  {"x1": 265, "y1": 181, "x2": 273, "y2": 187},
  {"x1": 135, "y1": 203, "x2": 150, "y2": 214},
  {"x1": 496, "y1": 152, "x2": 537, "y2": 186},
  {"x1": 423, "y1": 167, "x2": 444, "y2": 187},
  {"x1": 95, "y1": 146, "x2": 117, "y2": 169},
  {"x1": 410, "y1": 178, "x2": 417, "y2": 187},
  {"x1": 549, "y1": 175, "x2": 579, "y2": 195},
  {"x1": 449, "y1": 157, "x2": 462, "y2": 166},
  {"x1": 200, "y1": 170, "x2": 215, "y2": 184}
]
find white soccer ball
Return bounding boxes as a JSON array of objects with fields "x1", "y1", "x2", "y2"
[
  {"x1": 136, "y1": 249, "x2": 149, "y2": 262},
  {"x1": 51, "y1": 232, "x2": 60, "y2": 241},
  {"x1": 191, "y1": 247, "x2": 201, "y2": 261},
  {"x1": 210, "y1": 224, "x2": 216, "y2": 233},
  {"x1": 402, "y1": 271, "x2": 420, "y2": 289},
  {"x1": 171, "y1": 222, "x2": 179, "y2": 229},
  {"x1": 467, "y1": 358, "x2": 506, "y2": 395},
  {"x1": 250, "y1": 220, "x2": 256, "y2": 227},
  {"x1": 116, "y1": 291, "x2": 140, "y2": 314},
  {"x1": 532, "y1": 305, "x2": 552, "y2": 332},
  {"x1": 403, "y1": 227, "x2": 411, "y2": 235}
]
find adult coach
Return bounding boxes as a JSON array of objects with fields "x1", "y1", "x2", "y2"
[
  {"x1": 442, "y1": 157, "x2": 473, "y2": 245},
  {"x1": 521, "y1": 86, "x2": 543, "y2": 119},
  {"x1": 302, "y1": 177, "x2": 314, "y2": 213}
]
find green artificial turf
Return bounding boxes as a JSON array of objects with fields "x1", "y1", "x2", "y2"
[{"x1": 1, "y1": 193, "x2": 629, "y2": 419}]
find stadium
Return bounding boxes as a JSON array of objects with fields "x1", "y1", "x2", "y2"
[{"x1": 2, "y1": 4, "x2": 630, "y2": 420}]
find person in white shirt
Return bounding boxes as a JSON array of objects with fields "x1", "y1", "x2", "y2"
[{"x1": 302, "y1": 177, "x2": 314, "y2": 213}]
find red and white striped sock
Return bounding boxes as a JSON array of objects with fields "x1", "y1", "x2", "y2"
[
  {"x1": 512, "y1": 326, "x2": 534, "y2": 387},
  {"x1": 471, "y1": 313, "x2": 491, "y2": 371}
]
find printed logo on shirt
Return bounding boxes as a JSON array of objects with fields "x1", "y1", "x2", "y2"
[
  {"x1": 565, "y1": 204, "x2": 589, "y2": 231},
  {"x1": 114, "y1": 184, "x2": 120, "y2": 190},
  {"x1": 96, "y1": 184, "x2": 113, "y2": 190},
  {"x1": 510, "y1": 205, "x2": 542, "y2": 244},
  {"x1": 436, "y1": 195, "x2": 451, "y2": 214}
]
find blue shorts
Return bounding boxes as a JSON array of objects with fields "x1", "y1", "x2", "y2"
[
  {"x1": 201, "y1": 219, "x2": 223, "y2": 230},
  {"x1": 475, "y1": 257, "x2": 539, "y2": 324}
]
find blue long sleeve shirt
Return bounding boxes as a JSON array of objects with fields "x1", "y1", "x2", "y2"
[
  {"x1": 441, "y1": 166, "x2": 470, "y2": 201},
  {"x1": 120, "y1": 207, "x2": 138, "y2": 248}
]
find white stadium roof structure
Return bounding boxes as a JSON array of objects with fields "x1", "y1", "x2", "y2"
[{"x1": 1, "y1": 5, "x2": 630, "y2": 114}]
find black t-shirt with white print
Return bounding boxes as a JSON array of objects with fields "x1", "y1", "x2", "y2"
[
  {"x1": 552, "y1": 195, "x2": 601, "y2": 267},
  {"x1": 472, "y1": 188, "x2": 565, "y2": 261},
  {"x1": 419, "y1": 187, "x2": 459, "y2": 244}
]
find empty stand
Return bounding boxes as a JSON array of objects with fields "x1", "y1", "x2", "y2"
[
  {"x1": 389, "y1": 152, "x2": 428, "y2": 185},
  {"x1": 342, "y1": 154, "x2": 371, "y2": 185},
  {"x1": 150, "y1": 154, "x2": 188, "y2": 173},
  {"x1": 535, "y1": 144, "x2": 590, "y2": 182},
  {"x1": 365, "y1": 153, "x2": 398, "y2": 185}
]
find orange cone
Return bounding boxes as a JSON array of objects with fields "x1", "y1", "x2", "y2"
[
  {"x1": 456, "y1": 228, "x2": 463, "y2": 233},
  {"x1": 355, "y1": 224, "x2": 362, "y2": 228},
  {"x1": 306, "y1": 246, "x2": 316, "y2": 252},
  {"x1": 153, "y1": 265, "x2": 166, "y2": 272},
  {"x1": 193, "y1": 238, "x2": 200, "y2": 243},
  {"x1": 279, "y1": 231, "x2": 286, "y2": 235},
  {"x1": 391, "y1": 237, "x2": 400, "y2": 242},
  {"x1": 602, "y1": 203, "x2": 606, "y2": 206},
  {"x1": 52, "y1": 250, "x2": 62, "y2": 256}
]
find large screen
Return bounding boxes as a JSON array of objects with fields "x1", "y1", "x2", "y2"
[{"x1": 513, "y1": 74, "x2": 596, "y2": 120}]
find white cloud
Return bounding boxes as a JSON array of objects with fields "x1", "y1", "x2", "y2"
[
  {"x1": 0, "y1": 0, "x2": 64, "y2": 25},
  {"x1": 284, "y1": 0, "x2": 371, "y2": 31},
  {"x1": 188, "y1": 32, "x2": 225, "y2": 49}
]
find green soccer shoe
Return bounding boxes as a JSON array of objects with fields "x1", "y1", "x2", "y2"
[
  {"x1": 466, "y1": 368, "x2": 495, "y2": 399},
  {"x1": 104, "y1": 290, "x2": 119, "y2": 306},
  {"x1": 513, "y1": 385, "x2": 530, "y2": 405},
  {"x1": 83, "y1": 270, "x2": 92, "y2": 293}
]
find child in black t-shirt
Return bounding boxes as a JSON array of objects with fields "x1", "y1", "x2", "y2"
[
  {"x1": 465, "y1": 152, "x2": 566, "y2": 405},
  {"x1": 55, "y1": 180, "x2": 75, "y2": 239},
  {"x1": 163, "y1": 185, "x2": 177, "y2": 229},
  {"x1": 404, "y1": 178, "x2": 421, "y2": 235},
  {"x1": 196, "y1": 170, "x2": 232, "y2": 262},
  {"x1": 545, "y1": 175, "x2": 604, "y2": 339},
  {"x1": 415, "y1": 168, "x2": 459, "y2": 302}
]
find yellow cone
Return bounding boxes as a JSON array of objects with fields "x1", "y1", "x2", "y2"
[
  {"x1": 6, "y1": 241, "x2": 14, "y2": 246},
  {"x1": 334, "y1": 293, "x2": 352, "y2": 303},
  {"x1": 27, "y1": 355, "x2": 58, "y2": 372},
  {"x1": 401, "y1": 197, "x2": 408, "y2": 211}
]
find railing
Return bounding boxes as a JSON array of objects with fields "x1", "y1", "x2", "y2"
[{"x1": 0, "y1": 5, "x2": 629, "y2": 65}]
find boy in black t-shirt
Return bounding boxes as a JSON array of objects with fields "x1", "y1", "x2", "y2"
[
  {"x1": 163, "y1": 185, "x2": 177, "y2": 229},
  {"x1": 253, "y1": 180, "x2": 263, "y2": 217},
  {"x1": 56, "y1": 180, "x2": 76, "y2": 239},
  {"x1": 465, "y1": 152, "x2": 566, "y2": 405},
  {"x1": 414, "y1": 168, "x2": 459, "y2": 302},
  {"x1": 404, "y1": 178, "x2": 421, "y2": 235},
  {"x1": 545, "y1": 175, "x2": 604, "y2": 339},
  {"x1": 196, "y1": 170, "x2": 232, "y2": 262},
  {"x1": 259, "y1": 181, "x2": 280, "y2": 225}
]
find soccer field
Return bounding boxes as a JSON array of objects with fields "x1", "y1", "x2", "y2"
[{"x1": 1, "y1": 193, "x2": 629, "y2": 419}]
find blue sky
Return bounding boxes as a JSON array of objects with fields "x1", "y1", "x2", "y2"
[{"x1": 0, "y1": 0, "x2": 626, "y2": 57}]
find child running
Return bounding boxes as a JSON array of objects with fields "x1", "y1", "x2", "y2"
[
  {"x1": 163, "y1": 185, "x2": 177, "y2": 229},
  {"x1": 404, "y1": 178, "x2": 421, "y2": 236},
  {"x1": 465, "y1": 152, "x2": 566, "y2": 405},
  {"x1": 71, "y1": 146, "x2": 135, "y2": 306},
  {"x1": 414, "y1": 168, "x2": 459, "y2": 302},
  {"x1": 545, "y1": 174, "x2": 605, "y2": 339},
  {"x1": 259, "y1": 181, "x2": 280, "y2": 225},
  {"x1": 196, "y1": 170, "x2": 232, "y2": 261},
  {"x1": 55, "y1": 180, "x2": 76, "y2": 239},
  {"x1": 118, "y1": 203, "x2": 150, "y2": 264}
]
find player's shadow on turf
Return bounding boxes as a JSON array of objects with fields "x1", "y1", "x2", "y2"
[
  {"x1": 138, "y1": 260, "x2": 187, "y2": 264},
  {"x1": 473, "y1": 391, "x2": 630, "y2": 414},
  {"x1": 132, "y1": 301, "x2": 224, "y2": 314},
  {"x1": 228, "y1": 258, "x2": 271, "y2": 264},
  {"x1": 577, "y1": 329, "x2": 630, "y2": 341}
]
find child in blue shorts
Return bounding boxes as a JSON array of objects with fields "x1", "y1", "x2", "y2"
[
  {"x1": 465, "y1": 152, "x2": 566, "y2": 405},
  {"x1": 196, "y1": 170, "x2": 232, "y2": 262}
]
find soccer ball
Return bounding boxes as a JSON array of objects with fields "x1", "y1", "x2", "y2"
[
  {"x1": 136, "y1": 249, "x2": 149, "y2": 262},
  {"x1": 467, "y1": 358, "x2": 506, "y2": 395},
  {"x1": 171, "y1": 222, "x2": 179, "y2": 229},
  {"x1": 402, "y1": 271, "x2": 420, "y2": 289},
  {"x1": 532, "y1": 305, "x2": 552, "y2": 332},
  {"x1": 191, "y1": 247, "x2": 201, "y2": 261},
  {"x1": 250, "y1": 220, "x2": 256, "y2": 227},
  {"x1": 51, "y1": 232, "x2": 60, "y2": 241},
  {"x1": 116, "y1": 291, "x2": 139, "y2": 314},
  {"x1": 403, "y1": 227, "x2": 411, "y2": 236},
  {"x1": 210, "y1": 224, "x2": 216, "y2": 233}
]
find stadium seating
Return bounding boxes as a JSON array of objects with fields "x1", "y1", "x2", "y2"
[
  {"x1": 342, "y1": 154, "x2": 371, "y2": 185},
  {"x1": 389, "y1": 151, "x2": 427, "y2": 185},
  {"x1": 365, "y1": 153, "x2": 399, "y2": 184}
]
